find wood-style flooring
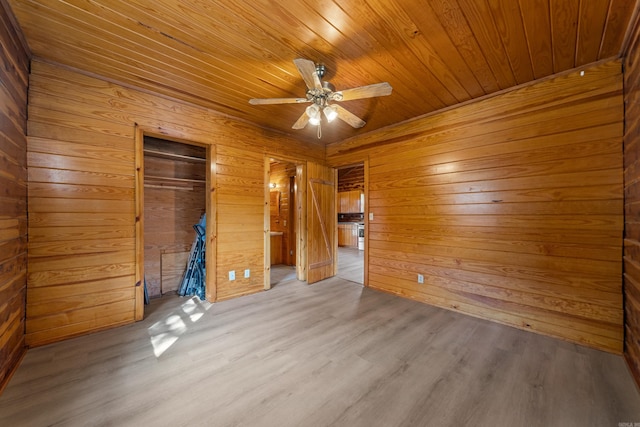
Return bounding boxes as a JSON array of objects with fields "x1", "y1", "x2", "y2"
[
  {"x1": 337, "y1": 247, "x2": 364, "y2": 284},
  {"x1": 1, "y1": 251, "x2": 639, "y2": 426}
]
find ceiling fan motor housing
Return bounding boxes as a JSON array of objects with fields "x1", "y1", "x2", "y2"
[{"x1": 306, "y1": 81, "x2": 337, "y2": 106}]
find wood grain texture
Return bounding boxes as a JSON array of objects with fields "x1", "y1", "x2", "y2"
[
  {"x1": 25, "y1": 59, "x2": 325, "y2": 346},
  {"x1": 0, "y1": 0, "x2": 29, "y2": 393},
  {"x1": 328, "y1": 60, "x2": 624, "y2": 354},
  {"x1": 337, "y1": 165, "x2": 364, "y2": 192},
  {"x1": 0, "y1": 270, "x2": 638, "y2": 425},
  {"x1": 5, "y1": 0, "x2": 636, "y2": 144},
  {"x1": 623, "y1": 12, "x2": 640, "y2": 391},
  {"x1": 306, "y1": 162, "x2": 337, "y2": 284}
]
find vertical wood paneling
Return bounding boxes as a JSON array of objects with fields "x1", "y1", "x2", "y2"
[
  {"x1": 519, "y1": 0, "x2": 553, "y2": 79},
  {"x1": 0, "y1": 0, "x2": 29, "y2": 392},
  {"x1": 551, "y1": 0, "x2": 580, "y2": 73},
  {"x1": 623, "y1": 13, "x2": 640, "y2": 390},
  {"x1": 328, "y1": 60, "x2": 624, "y2": 354},
  {"x1": 25, "y1": 59, "x2": 324, "y2": 346},
  {"x1": 487, "y1": 0, "x2": 535, "y2": 84},
  {"x1": 307, "y1": 162, "x2": 337, "y2": 284}
]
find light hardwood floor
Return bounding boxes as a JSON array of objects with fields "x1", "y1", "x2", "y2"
[
  {"x1": 1, "y1": 258, "x2": 639, "y2": 426},
  {"x1": 337, "y1": 247, "x2": 364, "y2": 284}
]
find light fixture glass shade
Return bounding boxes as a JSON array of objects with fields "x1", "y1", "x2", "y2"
[
  {"x1": 306, "y1": 104, "x2": 321, "y2": 126},
  {"x1": 324, "y1": 105, "x2": 338, "y2": 122}
]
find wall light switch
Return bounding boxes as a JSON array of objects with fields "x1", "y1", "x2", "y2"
[
  {"x1": 244, "y1": 269, "x2": 250, "y2": 278},
  {"x1": 229, "y1": 270, "x2": 235, "y2": 281},
  {"x1": 417, "y1": 274, "x2": 424, "y2": 284},
  {"x1": 369, "y1": 212, "x2": 374, "y2": 221}
]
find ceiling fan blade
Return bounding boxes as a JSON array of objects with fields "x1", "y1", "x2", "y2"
[
  {"x1": 334, "y1": 82, "x2": 393, "y2": 101},
  {"x1": 292, "y1": 110, "x2": 310, "y2": 129},
  {"x1": 334, "y1": 105, "x2": 366, "y2": 128},
  {"x1": 249, "y1": 97, "x2": 308, "y2": 105},
  {"x1": 293, "y1": 58, "x2": 322, "y2": 90}
]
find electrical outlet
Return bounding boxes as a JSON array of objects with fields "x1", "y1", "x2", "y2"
[
  {"x1": 229, "y1": 270, "x2": 235, "y2": 281},
  {"x1": 244, "y1": 269, "x2": 250, "y2": 278},
  {"x1": 417, "y1": 274, "x2": 424, "y2": 284},
  {"x1": 369, "y1": 212, "x2": 374, "y2": 221}
]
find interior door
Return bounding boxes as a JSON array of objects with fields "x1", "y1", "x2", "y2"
[{"x1": 307, "y1": 161, "x2": 337, "y2": 284}]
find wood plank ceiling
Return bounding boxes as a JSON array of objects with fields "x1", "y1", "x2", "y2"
[{"x1": 6, "y1": 0, "x2": 639, "y2": 145}]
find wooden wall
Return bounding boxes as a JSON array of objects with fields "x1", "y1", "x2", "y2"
[
  {"x1": 328, "y1": 60, "x2": 624, "y2": 354},
  {"x1": 26, "y1": 59, "x2": 324, "y2": 346},
  {"x1": 338, "y1": 165, "x2": 364, "y2": 192},
  {"x1": 0, "y1": 0, "x2": 29, "y2": 391},
  {"x1": 623, "y1": 17, "x2": 640, "y2": 389}
]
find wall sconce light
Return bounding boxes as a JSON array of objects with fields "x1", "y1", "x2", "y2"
[{"x1": 269, "y1": 182, "x2": 277, "y2": 189}]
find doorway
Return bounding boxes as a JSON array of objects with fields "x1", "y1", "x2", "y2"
[
  {"x1": 337, "y1": 164, "x2": 365, "y2": 284},
  {"x1": 135, "y1": 129, "x2": 216, "y2": 319},
  {"x1": 264, "y1": 158, "x2": 338, "y2": 289},
  {"x1": 266, "y1": 158, "x2": 300, "y2": 288}
]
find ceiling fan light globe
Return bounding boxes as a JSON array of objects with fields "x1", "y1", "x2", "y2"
[
  {"x1": 306, "y1": 104, "x2": 321, "y2": 125},
  {"x1": 324, "y1": 105, "x2": 338, "y2": 122}
]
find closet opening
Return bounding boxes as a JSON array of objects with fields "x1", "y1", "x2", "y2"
[{"x1": 140, "y1": 135, "x2": 209, "y2": 305}]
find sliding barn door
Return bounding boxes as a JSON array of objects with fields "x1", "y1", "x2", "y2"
[{"x1": 306, "y1": 162, "x2": 337, "y2": 284}]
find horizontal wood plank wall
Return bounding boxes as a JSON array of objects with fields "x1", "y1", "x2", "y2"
[
  {"x1": 0, "y1": 1, "x2": 29, "y2": 391},
  {"x1": 328, "y1": 60, "x2": 624, "y2": 354},
  {"x1": 26, "y1": 60, "x2": 324, "y2": 346},
  {"x1": 623, "y1": 17, "x2": 640, "y2": 389},
  {"x1": 337, "y1": 165, "x2": 364, "y2": 192}
]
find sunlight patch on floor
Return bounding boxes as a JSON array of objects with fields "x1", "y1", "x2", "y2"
[{"x1": 148, "y1": 296, "x2": 212, "y2": 357}]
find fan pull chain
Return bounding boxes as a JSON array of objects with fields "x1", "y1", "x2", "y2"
[{"x1": 317, "y1": 121, "x2": 322, "y2": 139}]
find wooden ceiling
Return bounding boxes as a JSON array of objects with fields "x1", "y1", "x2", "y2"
[{"x1": 7, "y1": 0, "x2": 639, "y2": 145}]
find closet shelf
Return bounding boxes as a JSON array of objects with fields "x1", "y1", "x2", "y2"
[
  {"x1": 143, "y1": 148, "x2": 206, "y2": 163},
  {"x1": 145, "y1": 175, "x2": 206, "y2": 183}
]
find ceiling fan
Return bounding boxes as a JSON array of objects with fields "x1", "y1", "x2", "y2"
[{"x1": 249, "y1": 58, "x2": 392, "y2": 137}]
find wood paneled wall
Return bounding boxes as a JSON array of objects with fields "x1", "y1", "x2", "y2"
[
  {"x1": 338, "y1": 165, "x2": 364, "y2": 192},
  {"x1": 328, "y1": 60, "x2": 624, "y2": 354},
  {"x1": 26, "y1": 59, "x2": 324, "y2": 346},
  {"x1": 0, "y1": 0, "x2": 29, "y2": 391},
  {"x1": 623, "y1": 17, "x2": 640, "y2": 389}
]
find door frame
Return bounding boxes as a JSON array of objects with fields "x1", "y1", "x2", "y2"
[
  {"x1": 335, "y1": 159, "x2": 369, "y2": 287},
  {"x1": 264, "y1": 157, "x2": 308, "y2": 290},
  {"x1": 134, "y1": 126, "x2": 217, "y2": 319}
]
